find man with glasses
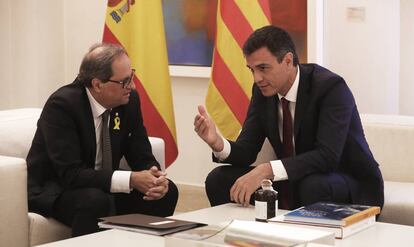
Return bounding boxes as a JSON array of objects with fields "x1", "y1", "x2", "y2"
[{"x1": 26, "y1": 43, "x2": 178, "y2": 237}]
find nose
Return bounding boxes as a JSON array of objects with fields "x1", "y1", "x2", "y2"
[
  {"x1": 126, "y1": 80, "x2": 136, "y2": 91},
  {"x1": 253, "y1": 71, "x2": 263, "y2": 84}
]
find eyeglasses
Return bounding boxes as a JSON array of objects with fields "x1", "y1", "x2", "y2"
[{"x1": 106, "y1": 69, "x2": 135, "y2": 88}]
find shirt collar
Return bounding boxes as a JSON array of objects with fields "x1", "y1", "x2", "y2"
[
  {"x1": 86, "y1": 87, "x2": 107, "y2": 119},
  {"x1": 278, "y1": 66, "x2": 300, "y2": 103}
]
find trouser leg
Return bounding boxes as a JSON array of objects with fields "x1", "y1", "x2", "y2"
[
  {"x1": 52, "y1": 188, "x2": 111, "y2": 237},
  {"x1": 114, "y1": 179, "x2": 178, "y2": 216},
  {"x1": 205, "y1": 166, "x2": 254, "y2": 206},
  {"x1": 297, "y1": 172, "x2": 354, "y2": 206}
]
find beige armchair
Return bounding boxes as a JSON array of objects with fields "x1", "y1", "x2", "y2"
[
  {"x1": 0, "y1": 108, "x2": 165, "y2": 246},
  {"x1": 254, "y1": 114, "x2": 414, "y2": 226}
]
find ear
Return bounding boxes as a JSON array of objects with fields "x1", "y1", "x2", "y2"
[
  {"x1": 283, "y1": 52, "x2": 294, "y2": 67},
  {"x1": 91, "y1": 78, "x2": 102, "y2": 93}
]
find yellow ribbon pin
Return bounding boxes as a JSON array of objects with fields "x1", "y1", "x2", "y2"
[{"x1": 113, "y1": 112, "x2": 120, "y2": 130}]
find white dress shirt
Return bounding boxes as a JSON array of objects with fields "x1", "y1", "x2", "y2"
[
  {"x1": 86, "y1": 88, "x2": 131, "y2": 193},
  {"x1": 214, "y1": 67, "x2": 300, "y2": 181}
]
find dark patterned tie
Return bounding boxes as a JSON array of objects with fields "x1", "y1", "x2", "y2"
[
  {"x1": 279, "y1": 97, "x2": 293, "y2": 209},
  {"x1": 102, "y1": 110, "x2": 112, "y2": 171},
  {"x1": 281, "y1": 97, "x2": 294, "y2": 157}
]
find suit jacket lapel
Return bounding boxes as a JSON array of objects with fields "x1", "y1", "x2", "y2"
[
  {"x1": 80, "y1": 87, "x2": 98, "y2": 168},
  {"x1": 294, "y1": 65, "x2": 311, "y2": 139}
]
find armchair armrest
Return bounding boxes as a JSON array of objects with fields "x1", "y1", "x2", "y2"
[
  {"x1": 0, "y1": 155, "x2": 29, "y2": 247},
  {"x1": 148, "y1": 137, "x2": 165, "y2": 171},
  {"x1": 119, "y1": 137, "x2": 166, "y2": 171}
]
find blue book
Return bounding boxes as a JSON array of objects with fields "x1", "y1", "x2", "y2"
[{"x1": 283, "y1": 202, "x2": 380, "y2": 226}]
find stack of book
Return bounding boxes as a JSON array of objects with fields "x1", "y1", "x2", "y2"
[
  {"x1": 165, "y1": 219, "x2": 335, "y2": 246},
  {"x1": 269, "y1": 202, "x2": 381, "y2": 239}
]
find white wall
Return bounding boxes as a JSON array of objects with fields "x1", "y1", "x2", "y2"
[
  {"x1": 324, "y1": 0, "x2": 400, "y2": 114},
  {"x1": 0, "y1": 0, "x2": 412, "y2": 186},
  {"x1": 0, "y1": 0, "x2": 12, "y2": 108},
  {"x1": 0, "y1": 0, "x2": 65, "y2": 109},
  {"x1": 63, "y1": 0, "x2": 107, "y2": 82},
  {"x1": 167, "y1": 77, "x2": 213, "y2": 185},
  {"x1": 399, "y1": 0, "x2": 414, "y2": 115}
]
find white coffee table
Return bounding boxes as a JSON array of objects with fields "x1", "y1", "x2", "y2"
[{"x1": 38, "y1": 203, "x2": 414, "y2": 247}]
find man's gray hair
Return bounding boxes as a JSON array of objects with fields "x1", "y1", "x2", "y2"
[{"x1": 78, "y1": 43, "x2": 127, "y2": 87}]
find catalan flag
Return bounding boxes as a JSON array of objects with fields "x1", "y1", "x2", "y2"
[
  {"x1": 206, "y1": 0, "x2": 271, "y2": 140},
  {"x1": 103, "y1": 0, "x2": 178, "y2": 167}
]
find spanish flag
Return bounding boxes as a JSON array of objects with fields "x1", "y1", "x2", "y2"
[
  {"x1": 206, "y1": 0, "x2": 271, "y2": 141},
  {"x1": 103, "y1": 0, "x2": 178, "y2": 167}
]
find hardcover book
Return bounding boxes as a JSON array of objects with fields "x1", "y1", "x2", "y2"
[
  {"x1": 165, "y1": 219, "x2": 335, "y2": 247},
  {"x1": 270, "y1": 215, "x2": 376, "y2": 239},
  {"x1": 98, "y1": 213, "x2": 205, "y2": 236},
  {"x1": 281, "y1": 202, "x2": 380, "y2": 227}
]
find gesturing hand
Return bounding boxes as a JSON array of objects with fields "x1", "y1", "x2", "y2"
[{"x1": 193, "y1": 105, "x2": 224, "y2": 152}]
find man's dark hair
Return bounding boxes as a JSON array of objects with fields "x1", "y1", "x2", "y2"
[
  {"x1": 78, "y1": 43, "x2": 127, "y2": 87},
  {"x1": 243, "y1": 25, "x2": 299, "y2": 66}
]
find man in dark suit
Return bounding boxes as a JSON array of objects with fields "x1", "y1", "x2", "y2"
[
  {"x1": 27, "y1": 43, "x2": 178, "y2": 236},
  {"x1": 194, "y1": 25, "x2": 384, "y2": 210}
]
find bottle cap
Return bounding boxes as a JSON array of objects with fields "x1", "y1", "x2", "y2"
[{"x1": 261, "y1": 179, "x2": 273, "y2": 190}]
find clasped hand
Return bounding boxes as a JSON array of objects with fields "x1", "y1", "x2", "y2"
[{"x1": 130, "y1": 166, "x2": 169, "y2": 200}]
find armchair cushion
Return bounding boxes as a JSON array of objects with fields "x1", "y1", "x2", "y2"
[
  {"x1": 0, "y1": 108, "x2": 41, "y2": 159},
  {"x1": 379, "y1": 181, "x2": 414, "y2": 226}
]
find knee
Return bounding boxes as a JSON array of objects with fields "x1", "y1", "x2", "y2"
[
  {"x1": 154, "y1": 180, "x2": 178, "y2": 216},
  {"x1": 205, "y1": 166, "x2": 241, "y2": 206},
  {"x1": 297, "y1": 174, "x2": 331, "y2": 205},
  {"x1": 205, "y1": 166, "x2": 226, "y2": 194},
  {"x1": 76, "y1": 188, "x2": 111, "y2": 216},
  {"x1": 165, "y1": 180, "x2": 179, "y2": 204}
]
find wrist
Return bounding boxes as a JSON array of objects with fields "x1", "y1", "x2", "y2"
[
  {"x1": 129, "y1": 172, "x2": 138, "y2": 189},
  {"x1": 211, "y1": 136, "x2": 224, "y2": 152},
  {"x1": 129, "y1": 172, "x2": 133, "y2": 188},
  {"x1": 259, "y1": 163, "x2": 274, "y2": 180}
]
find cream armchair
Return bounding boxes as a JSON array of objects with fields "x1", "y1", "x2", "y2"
[
  {"x1": 254, "y1": 114, "x2": 414, "y2": 226},
  {"x1": 0, "y1": 108, "x2": 165, "y2": 246}
]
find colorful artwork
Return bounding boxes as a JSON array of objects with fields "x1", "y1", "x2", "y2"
[
  {"x1": 162, "y1": 0, "x2": 217, "y2": 66},
  {"x1": 162, "y1": 0, "x2": 307, "y2": 66}
]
